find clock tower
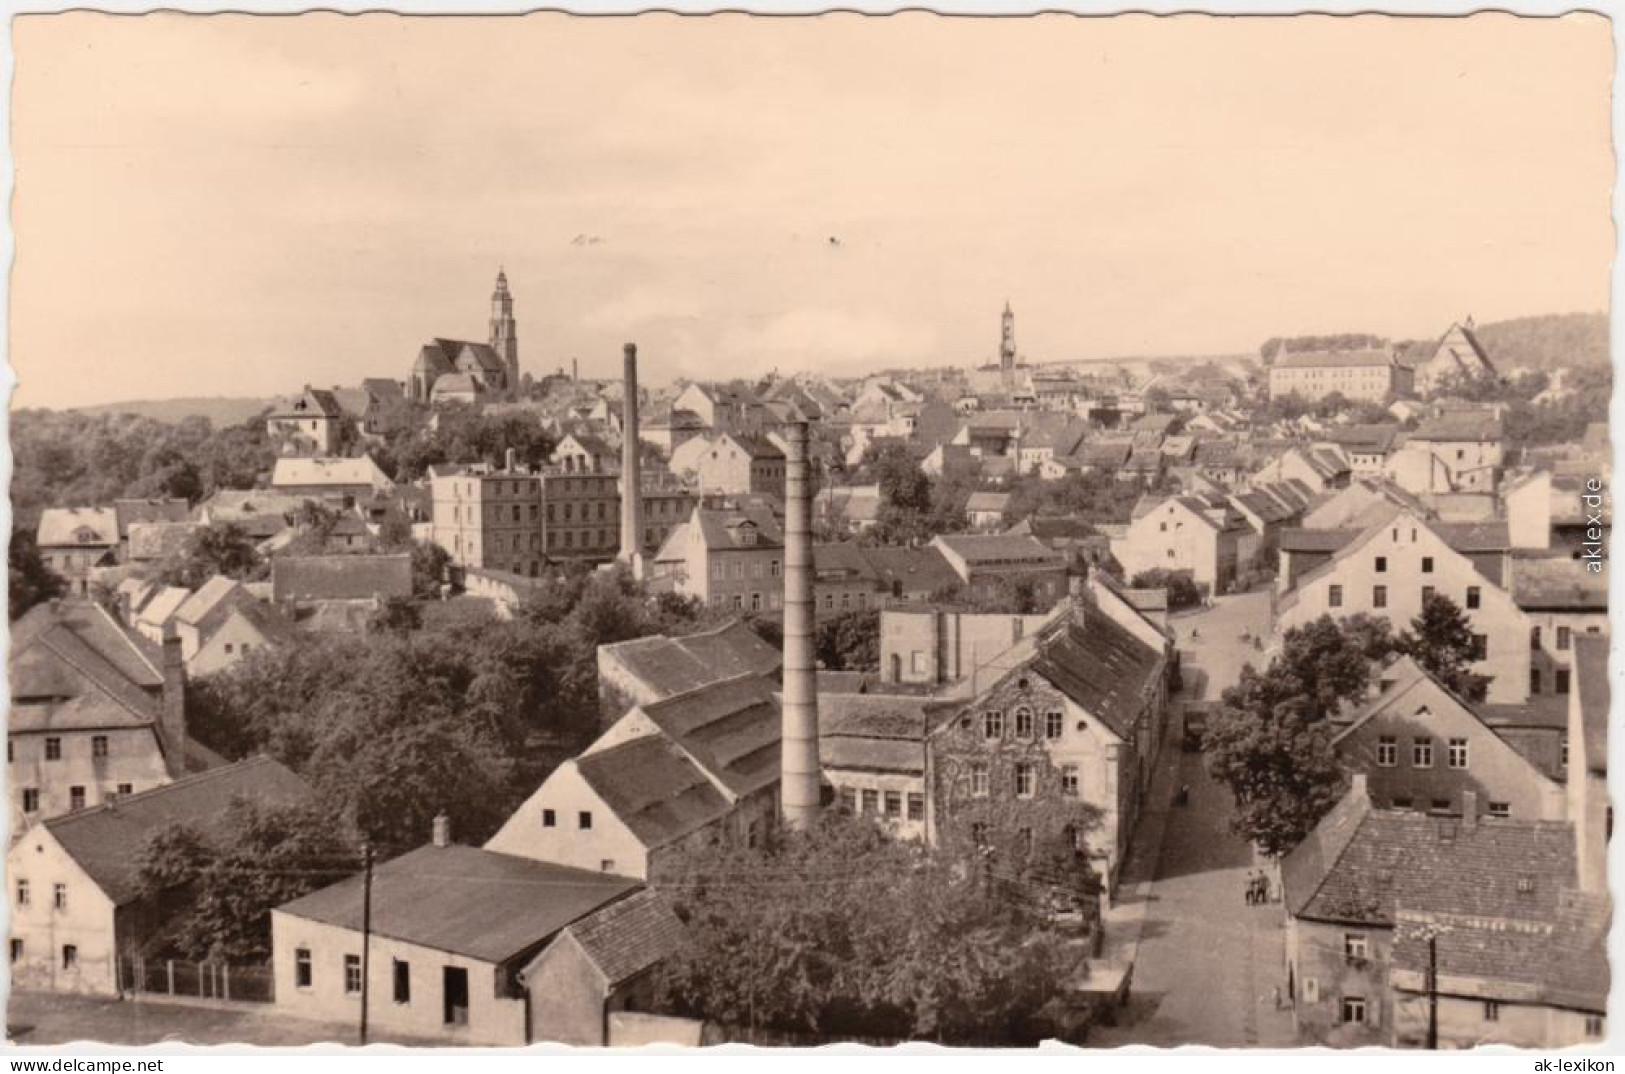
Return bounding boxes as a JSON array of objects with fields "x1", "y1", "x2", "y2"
[{"x1": 490, "y1": 268, "x2": 519, "y2": 395}]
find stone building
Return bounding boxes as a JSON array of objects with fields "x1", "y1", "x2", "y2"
[{"x1": 407, "y1": 270, "x2": 520, "y2": 404}]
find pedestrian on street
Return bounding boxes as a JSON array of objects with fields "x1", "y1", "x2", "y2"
[{"x1": 1244, "y1": 871, "x2": 1256, "y2": 905}]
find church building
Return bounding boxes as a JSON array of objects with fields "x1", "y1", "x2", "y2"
[{"x1": 409, "y1": 270, "x2": 521, "y2": 404}]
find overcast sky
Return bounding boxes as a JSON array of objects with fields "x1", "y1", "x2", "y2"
[{"x1": 10, "y1": 12, "x2": 1614, "y2": 409}]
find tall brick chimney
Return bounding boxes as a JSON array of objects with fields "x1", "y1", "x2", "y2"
[
  {"x1": 159, "y1": 633, "x2": 187, "y2": 779},
  {"x1": 781, "y1": 420, "x2": 821, "y2": 829},
  {"x1": 618, "y1": 343, "x2": 645, "y2": 573}
]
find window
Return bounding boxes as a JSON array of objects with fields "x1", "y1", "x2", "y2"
[
  {"x1": 1532, "y1": 626, "x2": 1543, "y2": 649},
  {"x1": 1469, "y1": 634, "x2": 1487, "y2": 661},
  {"x1": 1557, "y1": 626, "x2": 1572, "y2": 651},
  {"x1": 1447, "y1": 738, "x2": 1468, "y2": 769},
  {"x1": 344, "y1": 954, "x2": 362, "y2": 995},
  {"x1": 541, "y1": 809, "x2": 556, "y2": 828},
  {"x1": 839, "y1": 788, "x2": 857, "y2": 814},
  {"x1": 1374, "y1": 555, "x2": 1387, "y2": 573},
  {"x1": 1431, "y1": 798, "x2": 1451, "y2": 813},
  {"x1": 1421, "y1": 585, "x2": 1435, "y2": 605},
  {"x1": 983, "y1": 710, "x2": 1004, "y2": 740},
  {"x1": 62, "y1": 945, "x2": 78, "y2": 971},
  {"x1": 69, "y1": 786, "x2": 85, "y2": 811},
  {"x1": 1372, "y1": 585, "x2": 1387, "y2": 609},
  {"x1": 21, "y1": 789, "x2": 38, "y2": 814},
  {"x1": 91, "y1": 735, "x2": 108, "y2": 759},
  {"x1": 1340, "y1": 997, "x2": 1367, "y2": 1025},
  {"x1": 1014, "y1": 707, "x2": 1034, "y2": 738},
  {"x1": 1061, "y1": 765, "x2": 1080, "y2": 798},
  {"x1": 1421, "y1": 556, "x2": 1434, "y2": 574},
  {"x1": 1586, "y1": 1015, "x2": 1605, "y2": 1039},
  {"x1": 1044, "y1": 711, "x2": 1063, "y2": 740},
  {"x1": 1376, "y1": 737, "x2": 1397, "y2": 767},
  {"x1": 9, "y1": 939, "x2": 21, "y2": 964},
  {"x1": 1465, "y1": 586, "x2": 1481, "y2": 610},
  {"x1": 861, "y1": 789, "x2": 879, "y2": 814},
  {"x1": 600, "y1": 859, "x2": 617, "y2": 872},
  {"x1": 770, "y1": 560, "x2": 781, "y2": 578},
  {"x1": 907, "y1": 792, "x2": 924, "y2": 822},
  {"x1": 295, "y1": 948, "x2": 312, "y2": 988},
  {"x1": 883, "y1": 791, "x2": 902, "y2": 818},
  {"x1": 1412, "y1": 738, "x2": 1433, "y2": 768},
  {"x1": 1488, "y1": 802, "x2": 1510, "y2": 819},
  {"x1": 53, "y1": 884, "x2": 66, "y2": 911},
  {"x1": 1392, "y1": 797, "x2": 1413, "y2": 810},
  {"x1": 16, "y1": 880, "x2": 28, "y2": 907},
  {"x1": 1531, "y1": 668, "x2": 1542, "y2": 695},
  {"x1": 1556, "y1": 669, "x2": 1571, "y2": 695},
  {"x1": 116, "y1": 783, "x2": 132, "y2": 797},
  {"x1": 1328, "y1": 584, "x2": 1343, "y2": 609},
  {"x1": 1343, "y1": 933, "x2": 1368, "y2": 961},
  {"x1": 970, "y1": 764, "x2": 989, "y2": 798},
  {"x1": 578, "y1": 811, "x2": 593, "y2": 830},
  {"x1": 1563, "y1": 739, "x2": 1570, "y2": 769},
  {"x1": 1014, "y1": 762, "x2": 1035, "y2": 799},
  {"x1": 44, "y1": 738, "x2": 61, "y2": 762}
]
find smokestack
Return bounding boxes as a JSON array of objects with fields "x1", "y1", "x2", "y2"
[
  {"x1": 618, "y1": 344, "x2": 645, "y2": 571},
  {"x1": 160, "y1": 633, "x2": 187, "y2": 779},
  {"x1": 504, "y1": 447, "x2": 517, "y2": 472},
  {"x1": 781, "y1": 420, "x2": 821, "y2": 829},
  {"x1": 572, "y1": 358, "x2": 579, "y2": 383},
  {"x1": 432, "y1": 812, "x2": 451, "y2": 847}
]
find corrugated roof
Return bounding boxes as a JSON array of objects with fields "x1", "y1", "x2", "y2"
[
  {"x1": 43, "y1": 757, "x2": 313, "y2": 906},
  {"x1": 279, "y1": 843, "x2": 638, "y2": 965},
  {"x1": 576, "y1": 735, "x2": 735, "y2": 848}
]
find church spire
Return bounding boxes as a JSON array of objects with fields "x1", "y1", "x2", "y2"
[{"x1": 490, "y1": 268, "x2": 519, "y2": 396}]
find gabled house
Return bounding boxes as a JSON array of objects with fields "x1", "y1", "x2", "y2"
[
  {"x1": 1413, "y1": 319, "x2": 1497, "y2": 397},
  {"x1": 964, "y1": 491, "x2": 1012, "y2": 530},
  {"x1": 1393, "y1": 410, "x2": 1505, "y2": 494},
  {"x1": 266, "y1": 387, "x2": 346, "y2": 456},
  {"x1": 648, "y1": 500, "x2": 784, "y2": 612},
  {"x1": 171, "y1": 576, "x2": 295, "y2": 677},
  {"x1": 36, "y1": 508, "x2": 119, "y2": 596},
  {"x1": 9, "y1": 756, "x2": 312, "y2": 996},
  {"x1": 931, "y1": 534, "x2": 1069, "y2": 606},
  {"x1": 112, "y1": 499, "x2": 192, "y2": 560},
  {"x1": 9, "y1": 600, "x2": 221, "y2": 831},
  {"x1": 926, "y1": 605, "x2": 1168, "y2": 897},
  {"x1": 1110, "y1": 493, "x2": 1253, "y2": 593},
  {"x1": 270, "y1": 455, "x2": 394, "y2": 505},
  {"x1": 1330, "y1": 656, "x2": 1564, "y2": 821},
  {"x1": 486, "y1": 675, "x2": 782, "y2": 880},
  {"x1": 596, "y1": 619, "x2": 780, "y2": 728}
]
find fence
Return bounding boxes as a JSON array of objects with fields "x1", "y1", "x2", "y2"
[{"x1": 119, "y1": 957, "x2": 274, "y2": 1004}]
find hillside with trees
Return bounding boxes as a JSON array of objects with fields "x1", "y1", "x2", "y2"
[{"x1": 1471, "y1": 311, "x2": 1609, "y2": 371}]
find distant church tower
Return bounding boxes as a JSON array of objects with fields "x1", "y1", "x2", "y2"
[
  {"x1": 490, "y1": 268, "x2": 519, "y2": 395},
  {"x1": 1000, "y1": 301, "x2": 1017, "y2": 388}
]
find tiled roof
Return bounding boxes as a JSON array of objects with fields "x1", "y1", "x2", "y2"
[
  {"x1": 861, "y1": 546, "x2": 960, "y2": 594},
  {"x1": 965, "y1": 491, "x2": 1011, "y2": 513},
  {"x1": 1391, "y1": 889, "x2": 1607, "y2": 1012},
  {"x1": 37, "y1": 507, "x2": 119, "y2": 548},
  {"x1": 639, "y1": 675, "x2": 782, "y2": 799},
  {"x1": 136, "y1": 586, "x2": 190, "y2": 629},
  {"x1": 280, "y1": 843, "x2": 638, "y2": 965},
  {"x1": 600, "y1": 620, "x2": 780, "y2": 701},
  {"x1": 431, "y1": 337, "x2": 508, "y2": 376},
  {"x1": 1322, "y1": 424, "x2": 1401, "y2": 454},
  {"x1": 11, "y1": 600, "x2": 164, "y2": 705},
  {"x1": 271, "y1": 456, "x2": 392, "y2": 490},
  {"x1": 1573, "y1": 635, "x2": 1608, "y2": 774},
  {"x1": 1411, "y1": 411, "x2": 1504, "y2": 443},
  {"x1": 43, "y1": 757, "x2": 313, "y2": 906},
  {"x1": 200, "y1": 491, "x2": 310, "y2": 523},
  {"x1": 934, "y1": 533, "x2": 1064, "y2": 567},
  {"x1": 1432, "y1": 521, "x2": 1510, "y2": 553},
  {"x1": 112, "y1": 498, "x2": 191, "y2": 538},
  {"x1": 554, "y1": 887, "x2": 685, "y2": 988},
  {"x1": 818, "y1": 694, "x2": 954, "y2": 775},
  {"x1": 1282, "y1": 785, "x2": 1576, "y2": 927},
  {"x1": 271, "y1": 554, "x2": 413, "y2": 602},
  {"x1": 126, "y1": 522, "x2": 199, "y2": 562},
  {"x1": 693, "y1": 502, "x2": 784, "y2": 551},
  {"x1": 1025, "y1": 608, "x2": 1164, "y2": 741},
  {"x1": 576, "y1": 735, "x2": 734, "y2": 848},
  {"x1": 1507, "y1": 555, "x2": 1608, "y2": 611},
  {"x1": 174, "y1": 575, "x2": 242, "y2": 627},
  {"x1": 1279, "y1": 527, "x2": 1362, "y2": 553}
]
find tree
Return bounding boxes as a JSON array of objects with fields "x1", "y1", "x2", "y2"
[
  {"x1": 157, "y1": 524, "x2": 263, "y2": 589},
  {"x1": 1205, "y1": 616, "x2": 1383, "y2": 856},
  {"x1": 9, "y1": 526, "x2": 65, "y2": 620},
  {"x1": 134, "y1": 800, "x2": 359, "y2": 962},
  {"x1": 814, "y1": 609, "x2": 880, "y2": 671},
  {"x1": 369, "y1": 596, "x2": 423, "y2": 636},
  {"x1": 407, "y1": 539, "x2": 452, "y2": 600},
  {"x1": 1129, "y1": 568, "x2": 1202, "y2": 610},
  {"x1": 1398, "y1": 593, "x2": 1490, "y2": 701},
  {"x1": 652, "y1": 813, "x2": 1089, "y2": 1044}
]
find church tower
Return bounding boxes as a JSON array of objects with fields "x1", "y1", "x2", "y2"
[
  {"x1": 490, "y1": 268, "x2": 519, "y2": 395},
  {"x1": 1000, "y1": 301, "x2": 1016, "y2": 388}
]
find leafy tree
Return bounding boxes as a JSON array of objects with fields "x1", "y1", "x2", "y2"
[
  {"x1": 407, "y1": 539, "x2": 452, "y2": 600},
  {"x1": 1398, "y1": 593, "x2": 1490, "y2": 701},
  {"x1": 1205, "y1": 616, "x2": 1383, "y2": 856},
  {"x1": 9, "y1": 527, "x2": 66, "y2": 620},
  {"x1": 135, "y1": 800, "x2": 359, "y2": 962},
  {"x1": 652, "y1": 813, "x2": 1089, "y2": 1044},
  {"x1": 368, "y1": 596, "x2": 423, "y2": 637},
  {"x1": 814, "y1": 609, "x2": 880, "y2": 671},
  {"x1": 156, "y1": 524, "x2": 264, "y2": 589},
  {"x1": 1129, "y1": 568, "x2": 1202, "y2": 610}
]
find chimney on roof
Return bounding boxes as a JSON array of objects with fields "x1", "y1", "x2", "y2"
[
  {"x1": 618, "y1": 344, "x2": 645, "y2": 575},
  {"x1": 159, "y1": 633, "x2": 187, "y2": 779},
  {"x1": 781, "y1": 420, "x2": 822, "y2": 830},
  {"x1": 432, "y1": 811, "x2": 451, "y2": 847},
  {"x1": 505, "y1": 447, "x2": 517, "y2": 473},
  {"x1": 1461, "y1": 790, "x2": 1478, "y2": 829}
]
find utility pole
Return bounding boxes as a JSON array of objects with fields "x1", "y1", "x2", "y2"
[
  {"x1": 1426, "y1": 932, "x2": 1438, "y2": 1050},
  {"x1": 359, "y1": 842, "x2": 374, "y2": 1046}
]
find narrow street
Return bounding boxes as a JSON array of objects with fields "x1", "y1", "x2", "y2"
[{"x1": 1092, "y1": 749, "x2": 1297, "y2": 1048}]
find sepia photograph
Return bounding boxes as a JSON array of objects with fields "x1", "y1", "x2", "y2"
[{"x1": 2, "y1": 7, "x2": 1614, "y2": 1057}]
